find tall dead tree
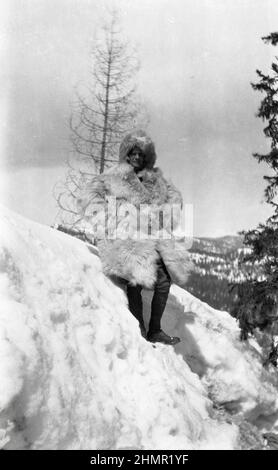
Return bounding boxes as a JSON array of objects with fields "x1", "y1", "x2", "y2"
[{"x1": 55, "y1": 10, "x2": 146, "y2": 232}]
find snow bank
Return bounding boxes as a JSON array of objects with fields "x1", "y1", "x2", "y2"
[
  {"x1": 160, "y1": 287, "x2": 278, "y2": 426},
  {"x1": 0, "y1": 206, "x2": 277, "y2": 450}
]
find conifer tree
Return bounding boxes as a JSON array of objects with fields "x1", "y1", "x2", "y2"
[
  {"x1": 232, "y1": 33, "x2": 278, "y2": 348},
  {"x1": 55, "y1": 9, "x2": 147, "y2": 231}
]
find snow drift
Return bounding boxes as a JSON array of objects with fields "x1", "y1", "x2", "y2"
[{"x1": 0, "y1": 206, "x2": 277, "y2": 450}]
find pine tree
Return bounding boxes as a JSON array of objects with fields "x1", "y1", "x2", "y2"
[
  {"x1": 55, "y1": 9, "x2": 147, "y2": 232},
  {"x1": 232, "y1": 33, "x2": 278, "y2": 344}
]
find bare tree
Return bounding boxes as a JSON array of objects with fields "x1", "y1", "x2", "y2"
[{"x1": 55, "y1": 9, "x2": 147, "y2": 234}]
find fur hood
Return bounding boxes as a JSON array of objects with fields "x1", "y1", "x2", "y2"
[{"x1": 119, "y1": 130, "x2": 157, "y2": 169}]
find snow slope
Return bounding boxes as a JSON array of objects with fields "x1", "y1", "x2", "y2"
[{"x1": 0, "y1": 206, "x2": 277, "y2": 450}]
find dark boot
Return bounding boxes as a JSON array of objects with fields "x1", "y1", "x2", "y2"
[
  {"x1": 126, "y1": 283, "x2": 147, "y2": 338},
  {"x1": 148, "y1": 257, "x2": 171, "y2": 331},
  {"x1": 147, "y1": 257, "x2": 180, "y2": 345},
  {"x1": 147, "y1": 329, "x2": 180, "y2": 345},
  {"x1": 139, "y1": 323, "x2": 147, "y2": 339}
]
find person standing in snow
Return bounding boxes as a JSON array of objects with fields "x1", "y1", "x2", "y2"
[{"x1": 81, "y1": 130, "x2": 192, "y2": 345}]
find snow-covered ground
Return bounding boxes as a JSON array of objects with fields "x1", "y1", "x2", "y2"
[{"x1": 0, "y1": 205, "x2": 278, "y2": 450}]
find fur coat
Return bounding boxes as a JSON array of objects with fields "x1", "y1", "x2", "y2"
[{"x1": 80, "y1": 131, "x2": 192, "y2": 289}]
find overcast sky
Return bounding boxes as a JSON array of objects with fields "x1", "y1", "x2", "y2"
[{"x1": 1, "y1": 0, "x2": 278, "y2": 236}]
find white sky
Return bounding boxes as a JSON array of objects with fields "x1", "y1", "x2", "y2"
[{"x1": 0, "y1": 0, "x2": 278, "y2": 236}]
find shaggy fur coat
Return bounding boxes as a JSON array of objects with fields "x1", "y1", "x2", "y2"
[{"x1": 80, "y1": 131, "x2": 192, "y2": 289}]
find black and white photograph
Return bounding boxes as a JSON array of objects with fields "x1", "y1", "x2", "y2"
[{"x1": 1, "y1": 0, "x2": 278, "y2": 455}]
